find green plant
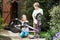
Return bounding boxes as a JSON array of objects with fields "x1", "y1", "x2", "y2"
[
  {"x1": 0, "y1": 18, "x2": 7, "y2": 29},
  {"x1": 57, "y1": 38, "x2": 60, "y2": 40},
  {"x1": 20, "y1": 0, "x2": 60, "y2": 31},
  {"x1": 40, "y1": 32, "x2": 47, "y2": 38},
  {"x1": 49, "y1": 5, "x2": 60, "y2": 32},
  {"x1": 46, "y1": 5, "x2": 60, "y2": 40}
]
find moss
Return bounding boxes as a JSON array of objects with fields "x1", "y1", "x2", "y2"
[{"x1": 0, "y1": 35, "x2": 11, "y2": 40}]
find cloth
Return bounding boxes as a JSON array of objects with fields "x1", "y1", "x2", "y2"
[
  {"x1": 20, "y1": 20, "x2": 29, "y2": 32},
  {"x1": 32, "y1": 8, "x2": 43, "y2": 24},
  {"x1": 32, "y1": 8, "x2": 43, "y2": 37},
  {"x1": 20, "y1": 31, "x2": 28, "y2": 38},
  {"x1": 22, "y1": 27, "x2": 29, "y2": 32},
  {"x1": 32, "y1": 8, "x2": 43, "y2": 18}
]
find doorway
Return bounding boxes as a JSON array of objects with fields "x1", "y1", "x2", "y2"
[{"x1": 11, "y1": 1, "x2": 18, "y2": 19}]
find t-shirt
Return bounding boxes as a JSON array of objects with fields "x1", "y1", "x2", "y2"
[
  {"x1": 32, "y1": 8, "x2": 43, "y2": 18},
  {"x1": 22, "y1": 27, "x2": 29, "y2": 32},
  {"x1": 20, "y1": 20, "x2": 29, "y2": 32}
]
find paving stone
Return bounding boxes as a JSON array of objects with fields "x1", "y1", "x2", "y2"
[{"x1": 0, "y1": 30, "x2": 45, "y2": 40}]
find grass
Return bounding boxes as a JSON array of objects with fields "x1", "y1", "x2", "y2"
[
  {"x1": 41, "y1": 32, "x2": 47, "y2": 38},
  {"x1": 29, "y1": 31, "x2": 47, "y2": 38}
]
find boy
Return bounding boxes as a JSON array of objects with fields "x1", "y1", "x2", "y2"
[{"x1": 32, "y1": 2, "x2": 43, "y2": 38}]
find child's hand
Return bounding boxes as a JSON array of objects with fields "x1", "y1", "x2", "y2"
[{"x1": 34, "y1": 19, "x2": 37, "y2": 24}]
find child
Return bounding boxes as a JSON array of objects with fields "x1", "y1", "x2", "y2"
[
  {"x1": 32, "y1": 2, "x2": 43, "y2": 38},
  {"x1": 20, "y1": 14, "x2": 34, "y2": 38}
]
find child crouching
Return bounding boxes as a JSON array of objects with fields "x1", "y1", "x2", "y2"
[{"x1": 19, "y1": 14, "x2": 29, "y2": 38}]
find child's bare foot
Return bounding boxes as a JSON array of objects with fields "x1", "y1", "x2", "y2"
[{"x1": 27, "y1": 35, "x2": 30, "y2": 38}]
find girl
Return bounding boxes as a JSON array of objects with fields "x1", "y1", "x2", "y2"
[{"x1": 20, "y1": 14, "x2": 34, "y2": 38}]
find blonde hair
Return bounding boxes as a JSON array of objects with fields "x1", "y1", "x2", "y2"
[
  {"x1": 33, "y1": 2, "x2": 40, "y2": 7},
  {"x1": 21, "y1": 14, "x2": 27, "y2": 21}
]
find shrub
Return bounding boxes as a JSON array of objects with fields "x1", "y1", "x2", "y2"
[
  {"x1": 46, "y1": 5, "x2": 60, "y2": 40},
  {"x1": 49, "y1": 5, "x2": 60, "y2": 31}
]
